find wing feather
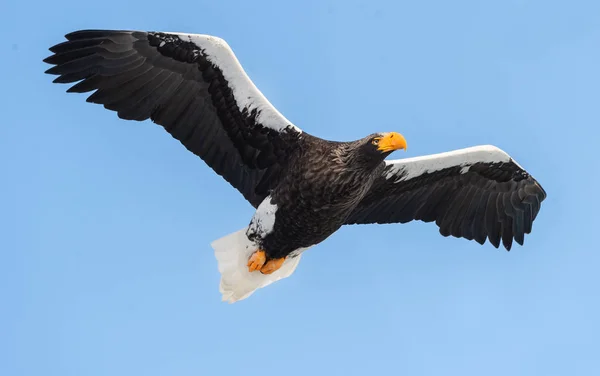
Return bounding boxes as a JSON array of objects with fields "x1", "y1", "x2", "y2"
[
  {"x1": 44, "y1": 29, "x2": 311, "y2": 207},
  {"x1": 345, "y1": 145, "x2": 547, "y2": 251}
]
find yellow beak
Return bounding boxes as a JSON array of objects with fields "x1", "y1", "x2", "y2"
[{"x1": 377, "y1": 132, "x2": 407, "y2": 152}]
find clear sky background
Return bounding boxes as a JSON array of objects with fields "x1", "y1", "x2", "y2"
[{"x1": 2, "y1": 0, "x2": 599, "y2": 375}]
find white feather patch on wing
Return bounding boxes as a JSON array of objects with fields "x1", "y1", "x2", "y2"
[
  {"x1": 211, "y1": 228, "x2": 306, "y2": 303},
  {"x1": 384, "y1": 145, "x2": 522, "y2": 182},
  {"x1": 171, "y1": 32, "x2": 302, "y2": 134},
  {"x1": 247, "y1": 195, "x2": 278, "y2": 238}
]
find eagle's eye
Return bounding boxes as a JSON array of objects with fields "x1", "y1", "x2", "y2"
[{"x1": 371, "y1": 138, "x2": 380, "y2": 146}]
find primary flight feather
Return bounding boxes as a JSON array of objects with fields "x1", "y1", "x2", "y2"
[{"x1": 44, "y1": 29, "x2": 547, "y2": 302}]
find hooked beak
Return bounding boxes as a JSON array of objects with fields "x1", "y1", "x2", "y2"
[{"x1": 377, "y1": 132, "x2": 407, "y2": 153}]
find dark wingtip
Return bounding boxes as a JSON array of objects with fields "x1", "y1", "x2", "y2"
[
  {"x1": 64, "y1": 29, "x2": 105, "y2": 40},
  {"x1": 65, "y1": 29, "x2": 133, "y2": 41},
  {"x1": 515, "y1": 236, "x2": 524, "y2": 247},
  {"x1": 44, "y1": 65, "x2": 61, "y2": 75},
  {"x1": 488, "y1": 234, "x2": 501, "y2": 249},
  {"x1": 43, "y1": 54, "x2": 63, "y2": 65}
]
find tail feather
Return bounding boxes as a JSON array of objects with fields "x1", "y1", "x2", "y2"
[{"x1": 211, "y1": 228, "x2": 304, "y2": 303}]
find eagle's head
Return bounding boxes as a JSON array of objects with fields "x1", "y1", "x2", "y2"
[
  {"x1": 361, "y1": 131, "x2": 407, "y2": 159},
  {"x1": 335, "y1": 132, "x2": 407, "y2": 170},
  {"x1": 342, "y1": 132, "x2": 407, "y2": 171}
]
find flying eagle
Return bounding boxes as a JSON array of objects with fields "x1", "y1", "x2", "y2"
[{"x1": 44, "y1": 29, "x2": 547, "y2": 303}]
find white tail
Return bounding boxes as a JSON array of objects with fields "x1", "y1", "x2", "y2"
[{"x1": 211, "y1": 227, "x2": 305, "y2": 303}]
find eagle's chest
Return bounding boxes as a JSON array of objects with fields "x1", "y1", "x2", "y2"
[
  {"x1": 246, "y1": 156, "x2": 381, "y2": 257},
  {"x1": 278, "y1": 156, "x2": 375, "y2": 216}
]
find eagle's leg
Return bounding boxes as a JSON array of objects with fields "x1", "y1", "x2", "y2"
[
  {"x1": 247, "y1": 250, "x2": 285, "y2": 274},
  {"x1": 260, "y1": 258, "x2": 285, "y2": 274},
  {"x1": 247, "y1": 250, "x2": 266, "y2": 272}
]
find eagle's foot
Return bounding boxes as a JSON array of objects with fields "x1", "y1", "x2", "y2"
[
  {"x1": 260, "y1": 257, "x2": 285, "y2": 275},
  {"x1": 247, "y1": 250, "x2": 266, "y2": 272}
]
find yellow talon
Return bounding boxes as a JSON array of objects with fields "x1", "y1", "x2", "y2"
[
  {"x1": 260, "y1": 258, "x2": 285, "y2": 274},
  {"x1": 247, "y1": 250, "x2": 266, "y2": 272}
]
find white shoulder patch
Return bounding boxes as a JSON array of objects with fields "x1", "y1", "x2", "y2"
[
  {"x1": 384, "y1": 145, "x2": 520, "y2": 182},
  {"x1": 247, "y1": 195, "x2": 278, "y2": 239},
  {"x1": 171, "y1": 33, "x2": 302, "y2": 134}
]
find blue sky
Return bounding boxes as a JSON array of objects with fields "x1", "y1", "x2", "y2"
[{"x1": 2, "y1": 0, "x2": 600, "y2": 375}]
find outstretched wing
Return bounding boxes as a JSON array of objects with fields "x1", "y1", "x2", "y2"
[
  {"x1": 344, "y1": 145, "x2": 547, "y2": 250},
  {"x1": 44, "y1": 29, "x2": 308, "y2": 207}
]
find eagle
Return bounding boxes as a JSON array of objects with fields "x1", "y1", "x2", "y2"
[{"x1": 44, "y1": 29, "x2": 547, "y2": 303}]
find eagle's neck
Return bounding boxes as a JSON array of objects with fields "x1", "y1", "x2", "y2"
[{"x1": 333, "y1": 142, "x2": 384, "y2": 172}]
